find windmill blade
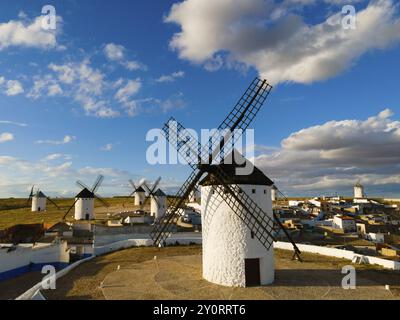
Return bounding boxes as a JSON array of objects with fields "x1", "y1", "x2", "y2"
[
  {"x1": 150, "y1": 177, "x2": 162, "y2": 195},
  {"x1": 62, "y1": 198, "x2": 78, "y2": 220},
  {"x1": 27, "y1": 185, "x2": 35, "y2": 205},
  {"x1": 92, "y1": 175, "x2": 104, "y2": 193},
  {"x1": 94, "y1": 194, "x2": 110, "y2": 208},
  {"x1": 76, "y1": 180, "x2": 90, "y2": 190},
  {"x1": 142, "y1": 181, "x2": 152, "y2": 194},
  {"x1": 151, "y1": 78, "x2": 273, "y2": 246},
  {"x1": 47, "y1": 197, "x2": 61, "y2": 210},
  {"x1": 129, "y1": 179, "x2": 137, "y2": 191},
  {"x1": 150, "y1": 169, "x2": 204, "y2": 246}
]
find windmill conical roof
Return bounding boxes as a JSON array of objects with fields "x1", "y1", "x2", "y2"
[
  {"x1": 35, "y1": 191, "x2": 46, "y2": 198},
  {"x1": 76, "y1": 188, "x2": 95, "y2": 198},
  {"x1": 153, "y1": 189, "x2": 166, "y2": 197},
  {"x1": 199, "y1": 149, "x2": 274, "y2": 187},
  {"x1": 135, "y1": 186, "x2": 146, "y2": 193}
]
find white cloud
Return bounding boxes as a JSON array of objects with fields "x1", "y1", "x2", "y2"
[
  {"x1": 253, "y1": 109, "x2": 400, "y2": 195},
  {"x1": 0, "y1": 14, "x2": 61, "y2": 51},
  {"x1": 35, "y1": 135, "x2": 76, "y2": 145},
  {"x1": 166, "y1": 0, "x2": 400, "y2": 84},
  {"x1": 104, "y1": 43, "x2": 146, "y2": 71},
  {"x1": 0, "y1": 77, "x2": 24, "y2": 96},
  {"x1": 115, "y1": 79, "x2": 142, "y2": 103},
  {"x1": 104, "y1": 43, "x2": 125, "y2": 61},
  {"x1": 0, "y1": 120, "x2": 27, "y2": 127},
  {"x1": 0, "y1": 132, "x2": 14, "y2": 143},
  {"x1": 156, "y1": 71, "x2": 185, "y2": 83},
  {"x1": 42, "y1": 153, "x2": 72, "y2": 161},
  {"x1": 100, "y1": 143, "x2": 113, "y2": 152}
]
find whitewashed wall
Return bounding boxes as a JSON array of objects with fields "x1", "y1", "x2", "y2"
[{"x1": 0, "y1": 242, "x2": 69, "y2": 276}]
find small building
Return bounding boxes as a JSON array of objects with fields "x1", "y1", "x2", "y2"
[{"x1": 332, "y1": 215, "x2": 356, "y2": 233}]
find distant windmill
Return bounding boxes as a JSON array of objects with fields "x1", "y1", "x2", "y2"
[
  {"x1": 27, "y1": 185, "x2": 60, "y2": 212},
  {"x1": 63, "y1": 175, "x2": 109, "y2": 221},
  {"x1": 150, "y1": 78, "x2": 302, "y2": 287},
  {"x1": 142, "y1": 177, "x2": 167, "y2": 219},
  {"x1": 128, "y1": 179, "x2": 146, "y2": 206}
]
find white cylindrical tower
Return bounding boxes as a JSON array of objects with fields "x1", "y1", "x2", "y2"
[
  {"x1": 134, "y1": 187, "x2": 146, "y2": 206},
  {"x1": 31, "y1": 191, "x2": 47, "y2": 212},
  {"x1": 189, "y1": 188, "x2": 200, "y2": 203},
  {"x1": 151, "y1": 189, "x2": 167, "y2": 220},
  {"x1": 271, "y1": 185, "x2": 277, "y2": 202},
  {"x1": 74, "y1": 188, "x2": 95, "y2": 220},
  {"x1": 200, "y1": 162, "x2": 275, "y2": 287},
  {"x1": 354, "y1": 182, "x2": 364, "y2": 199}
]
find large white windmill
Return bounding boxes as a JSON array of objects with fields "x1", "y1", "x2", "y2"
[
  {"x1": 354, "y1": 181, "x2": 365, "y2": 199},
  {"x1": 150, "y1": 78, "x2": 302, "y2": 288},
  {"x1": 63, "y1": 175, "x2": 109, "y2": 221}
]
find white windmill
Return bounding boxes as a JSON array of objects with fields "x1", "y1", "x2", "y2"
[
  {"x1": 63, "y1": 175, "x2": 109, "y2": 221},
  {"x1": 354, "y1": 181, "x2": 365, "y2": 199},
  {"x1": 28, "y1": 186, "x2": 60, "y2": 212},
  {"x1": 189, "y1": 187, "x2": 201, "y2": 203},
  {"x1": 128, "y1": 179, "x2": 146, "y2": 206},
  {"x1": 142, "y1": 177, "x2": 167, "y2": 220},
  {"x1": 271, "y1": 185, "x2": 278, "y2": 202},
  {"x1": 150, "y1": 78, "x2": 302, "y2": 288}
]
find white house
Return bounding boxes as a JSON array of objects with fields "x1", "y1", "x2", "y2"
[
  {"x1": 31, "y1": 191, "x2": 47, "y2": 212},
  {"x1": 332, "y1": 215, "x2": 356, "y2": 233},
  {"x1": 200, "y1": 151, "x2": 275, "y2": 287},
  {"x1": 74, "y1": 188, "x2": 95, "y2": 221}
]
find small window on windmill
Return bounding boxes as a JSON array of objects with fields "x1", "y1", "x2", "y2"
[
  {"x1": 264, "y1": 190, "x2": 267, "y2": 194},
  {"x1": 251, "y1": 231, "x2": 255, "y2": 239},
  {"x1": 252, "y1": 189, "x2": 256, "y2": 194}
]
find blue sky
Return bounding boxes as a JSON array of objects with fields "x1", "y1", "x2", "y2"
[{"x1": 1, "y1": 0, "x2": 400, "y2": 198}]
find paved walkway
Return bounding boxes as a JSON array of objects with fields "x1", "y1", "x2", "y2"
[{"x1": 100, "y1": 253, "x2": 399, "y2": 300}]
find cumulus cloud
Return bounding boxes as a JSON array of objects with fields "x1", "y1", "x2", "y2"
[
  {"x1": 103, "y1": 43, "x2": 146, "y2": 71},
  {"x1": 165, "y1": 0, "x2": 400, "y2": 84},
  {"x1": 253, "y1": 109, "x2": 400, "y2": 196},
  {"x1": 0, "y1": 14, "x2": 61, "y2": 51},
  {"x1": 0, "y1": 76, "x2": 24, "y2": 96},
  {"x1": 156, "y1": 71, "x2": 185, "y2": 83},
  {"x1": 115, "y1": 79, "x2": 142, "y2": 103},
  {"x1": 0, "y1": 132, "x2": 14, "y2": 143},
  {"x1": 35, "y1": 135, "x2": 76, "y2": 145}
]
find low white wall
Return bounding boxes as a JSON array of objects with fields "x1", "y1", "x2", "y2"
[
  {"x1": 275, "y1": 241, "x2": 400, "y2": 270},
  {"x1": 0, "y1": 242, "x2": 69, "y2": 275},
  {"x1": 15, "y1": 256, "x2": 94, "y2": 300}
]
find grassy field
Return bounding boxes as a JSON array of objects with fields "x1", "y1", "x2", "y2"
[{"x1": 0, "y1": 197, "x2": 136, "y2": 230}]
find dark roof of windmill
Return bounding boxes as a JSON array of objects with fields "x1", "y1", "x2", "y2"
[
  {"x1": 135, "y1": 186, "x2": 146, "y2": 193},
  {"x1": 199, "y1": 150, "x2": 274, "y2": 187},
  {"x1": 154, "y1": 189, "x2": 166, "y2": 197},
  {"x1": 355, "y1": 182, "x2": 363, "y2": 188},
  {"x1": 76, "y1": 188, "x2": 95, "y2": 198},
  {"x1": 35, "y1": 191, "x2": 46, "y2": 198}
]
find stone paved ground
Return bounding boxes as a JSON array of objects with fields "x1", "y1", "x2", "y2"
[{"x1": 38, "y1": 246, "x2": 400, "y2": 300}]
